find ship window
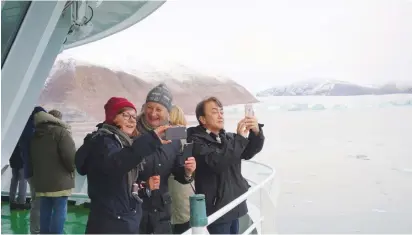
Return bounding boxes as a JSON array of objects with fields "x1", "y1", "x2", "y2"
[{"x1": 1, "y1": 1, "x2": 31, "y2": 68}]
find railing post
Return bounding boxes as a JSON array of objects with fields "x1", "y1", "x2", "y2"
[{"x1": 190, "y1": 194, "x2": 208, "y2": 234}]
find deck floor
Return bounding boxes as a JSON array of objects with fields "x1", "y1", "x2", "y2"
[{"x1": 1, "y1": 201, "x2": 88, "y2": 234}]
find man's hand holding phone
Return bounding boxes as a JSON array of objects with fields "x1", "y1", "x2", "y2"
[
  {"x1": 236, "y1": 119, "x2": 248, "y2": 138},
  {"x1": 245, "y1": 116, "x2": 259, "y2": 135},
  {"x1": 184, "y1": 157, "x2": 196, "y2": 177},
  {"x1": 243, "y1": 104, "x2": 260, "y2": 135}
]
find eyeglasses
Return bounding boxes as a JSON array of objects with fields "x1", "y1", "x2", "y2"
[{"x1": 121, "y1": 112, "x2": 137, "y2": 121}]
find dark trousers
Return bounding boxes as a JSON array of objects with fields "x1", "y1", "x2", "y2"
[
  {"x1": 9, "y1": 168, "x2": 27, "y2": 204},
  {"x1": 172, "y1": 221, "x2": 190, "y2": 234},
  {"x1": 207, "y1": 218, "x2": 239, "y2": 234},
  {"x1": 139, "y1": 212, "x2": 173, "y2": 234}
]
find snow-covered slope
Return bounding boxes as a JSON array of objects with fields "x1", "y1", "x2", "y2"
[
  {"x1": 55, "y1": 53, "x2": 230, "y2": 83},
  {"x1": 39, "y1": 57, "x2": 257, "y2": 119},
  {"x1": 257, "y1": 79, "x2": 412, "y2": 97}
]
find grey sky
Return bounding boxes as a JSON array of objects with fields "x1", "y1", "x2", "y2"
[{"x1": 65, "y1": 0, "x2": 412, "y2": 92}]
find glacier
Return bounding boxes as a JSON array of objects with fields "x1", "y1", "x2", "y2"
[{"x1": 224, "y1": 94, "x2": 412, "y2": 113}]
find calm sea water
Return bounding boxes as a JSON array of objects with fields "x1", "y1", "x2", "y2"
[
  {"x1": 2, "y1": 94, "x2": 412, "y2": 234},
  {"x1": 224, "y1": 94, "x2": 412, "y2": 233}
]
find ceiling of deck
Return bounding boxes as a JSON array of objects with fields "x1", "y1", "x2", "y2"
[
  {"x1": 1, "y1": 1, "x2": 165, "y2": 54},
  {"x1": 63, "y1": 1, "x2": 165, "y2": 49}
]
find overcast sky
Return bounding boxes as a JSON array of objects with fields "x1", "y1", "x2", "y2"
[{"x1": 64, "y1": 0, "x2": 412, "y2": 92}]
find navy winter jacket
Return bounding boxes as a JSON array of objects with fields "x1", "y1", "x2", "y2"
[{"x1": 75, "y1": 124, "x2": 163, "y2": 234}]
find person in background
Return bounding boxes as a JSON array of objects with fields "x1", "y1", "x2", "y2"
[
  {"x1": 75, "y1": 97, "x2": 172, "y2": 234},
  {"x1": 136, "y1": 84, "x2": 196, "y2": 234},
  {"x1": 21, "y1": 106, "x2": 47, "y2": 234},
  {"x1": 167, "y1": 105, "x2": 195, "y2": 234},
  {"x1": 29, "y1": 109, "x2": 76, "y2": 234},
  {"x1": 48, "y1": 109, "x2": 63, "y2": 120},
  {"x1": 187, "y1": 97, "x2": 265, "y2": 234},
  {"x1": 8, "y1": 142, "x2": 29, "y2": 210}
]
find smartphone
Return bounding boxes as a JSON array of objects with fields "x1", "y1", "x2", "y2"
[
  {"x1": 182, "y1": 143, "x2": 194, "y2": 160},
  {"x1": 245, "y1": 104, "x2": 254, "y2": 117},
  {"x1": 165, "y1": 126, "x2": 187, "y2": 140}
]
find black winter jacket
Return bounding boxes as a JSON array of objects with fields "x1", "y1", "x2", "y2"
[
  {"x1": 187, "y1": 124, "x2": 265, "y2": 224},
  {"x1": 138, "y1": 139, "x2": 193, "y2": 234}
]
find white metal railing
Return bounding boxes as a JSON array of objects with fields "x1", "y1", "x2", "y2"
[
  {"x1": 208, "y1": 162, "x2": 275, "y2": 225},
  {"x1": 182, "y1": 160, "x2": 277, "y2": 235}
]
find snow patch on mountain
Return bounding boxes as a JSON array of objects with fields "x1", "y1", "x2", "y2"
[
  {"x1": 257, "y1": 79, "x2": 412, "y2": 97},
  {"x1": 55, "y1": 52, "x2": 230, "y2": 84},
  {"x1": 45, "y1": 58, "x2": 77, "y2": 88}
]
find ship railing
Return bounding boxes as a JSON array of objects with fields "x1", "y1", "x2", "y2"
[{"x1": 182, "y1": 160, "x2": 278, "y2": 235}]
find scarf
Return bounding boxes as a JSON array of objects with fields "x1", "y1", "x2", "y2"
[
  {"x1": 136, "y1": 114, "x2": 154, "y2": 135},
  {"x1": 100, "y1": 124, "x2": 133, "y2": 146}
]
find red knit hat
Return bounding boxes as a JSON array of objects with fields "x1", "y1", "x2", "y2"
[{"x1": 104, "y1": 97, "x2": 136, "y2": 125}]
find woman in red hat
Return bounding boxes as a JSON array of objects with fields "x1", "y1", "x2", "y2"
[{"x1": 75, "y1": 97, "x2": 171, "y2": 234}]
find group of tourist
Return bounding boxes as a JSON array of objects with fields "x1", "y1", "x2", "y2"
[{"x1": 8, "y1": 83, "x2": 265, "y2": 234}]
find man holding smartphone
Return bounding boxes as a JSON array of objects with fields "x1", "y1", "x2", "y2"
[{"x1": 187, "y1": 97, "x2": 265, "y2": 234}]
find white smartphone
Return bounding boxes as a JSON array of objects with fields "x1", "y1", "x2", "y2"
[{"x1": 245, "y1": 104, "x2": 254, "y2": 117}]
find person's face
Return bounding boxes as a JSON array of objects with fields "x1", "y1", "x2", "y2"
[
  {"x1": 200, "y1": 101, "x2": 224, "y2": 132},
  {"x1": 144, "y1": 102, "x2": 169, "y2": 128},
  {"x1": 113, "y1": 108, "x2": 137, "y2": 136}
]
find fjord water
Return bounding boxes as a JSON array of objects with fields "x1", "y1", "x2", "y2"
[
  {"x1": 225, "y1": 94, "x2": 412, "y2": 233},
  {"x1": 2, "y1": 94, "x2": 412, "y2": 234}
]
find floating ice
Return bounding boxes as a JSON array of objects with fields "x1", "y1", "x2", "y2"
[
  {"x1": 401, "y1": 168, "x2": 412, "y2": 173},
  {"x1": 347, "y1": 154, "x2": 370, "y2": 160}
]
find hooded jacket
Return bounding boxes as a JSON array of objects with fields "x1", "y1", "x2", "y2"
[
  {"x1": 20, "y1": 106, "x2": 46, "y2": 178},
  {"x1": 29, "y1": 111, "x2": 76, "y2": 193},
  {"x1": 187, "y1": 124, "x2": 265, "y2": 224}
]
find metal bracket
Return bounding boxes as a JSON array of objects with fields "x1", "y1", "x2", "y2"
[{"x1": 65, "y1": 0, "x2": 94, "y2": 42}]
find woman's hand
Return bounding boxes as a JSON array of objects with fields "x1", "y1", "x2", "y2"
[
  {"x1": 154, "y1": 125, "x2": 172, "y2": 144},
  {"x1": 147, "y1": 175, "x2": 160, "y2": 190}
]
